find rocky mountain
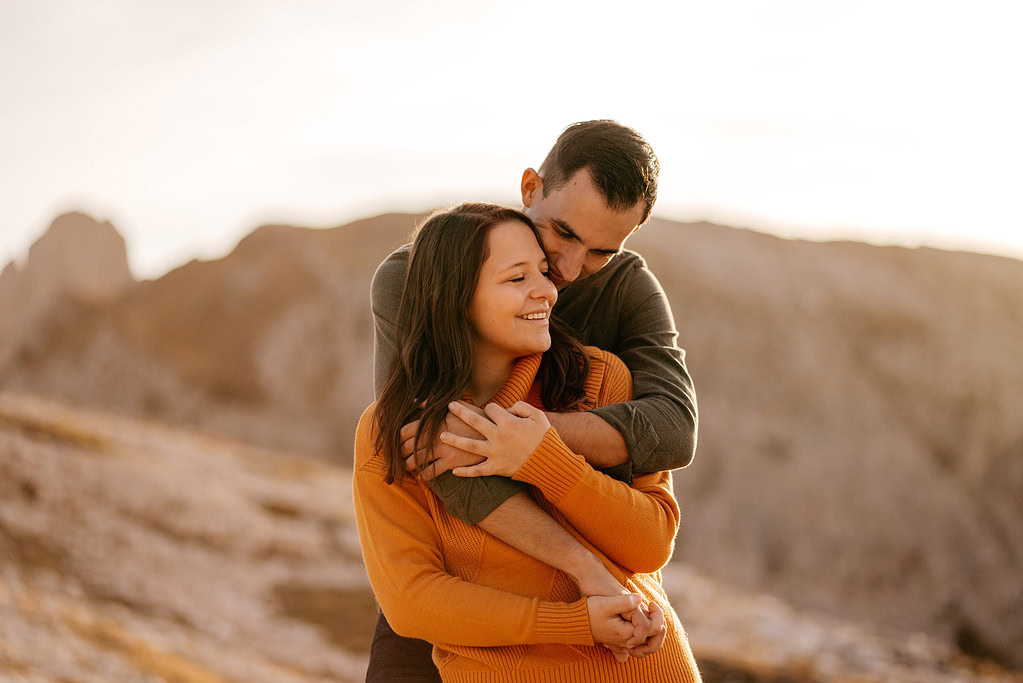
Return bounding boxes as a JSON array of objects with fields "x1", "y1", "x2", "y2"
[
  {"x1": 0, "y1": 212, "x2": 132, "y2": 371},
  {"x1": 2, "y1": 210, "x2": 1021, "y2": 672},
  {"x1": 1, "y1": 391, "x2": 1014, "y2": 682}
]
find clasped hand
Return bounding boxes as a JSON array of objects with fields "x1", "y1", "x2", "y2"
[
  {"x1": 402, "y1": 400, "x2": 550, "y2": 479},
  {"x1": 588, "y1": 594, "x2": 667, "y2": 661}
]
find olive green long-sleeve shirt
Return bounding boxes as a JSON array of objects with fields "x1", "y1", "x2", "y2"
[{"x1": 371, "y1": 245, "x2": 698, "y2": 524}]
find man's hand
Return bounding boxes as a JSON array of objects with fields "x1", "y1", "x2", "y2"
[
  {"x1": 401, "y1": 402, "x2": 486, "y2": 480},
  {"x1": 443, "y1": 401, "x2": 551, "y2": 478}
]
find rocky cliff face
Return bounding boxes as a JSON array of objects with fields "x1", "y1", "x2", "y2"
[
  {"x1": 2, "y1": 211, "x2": 1021, "y2": 671},
  {"x1": 627, "y1": 220, "x2": 1023, "y2": 667},
  {"x1": 0, "y1": 212, "x2": 133, "y2": 371}
]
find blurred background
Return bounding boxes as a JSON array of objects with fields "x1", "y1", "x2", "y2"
[{"x1": 1, "y1": 1, "x2": 1021, "y2": 681}]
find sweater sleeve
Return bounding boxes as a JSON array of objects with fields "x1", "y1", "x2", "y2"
[
  {"x1": 513, "y1": 350, "x2": 681, "y2": 574},
  {"x1": 353, "y1": 408, "x2": 594, "y2": 647}
]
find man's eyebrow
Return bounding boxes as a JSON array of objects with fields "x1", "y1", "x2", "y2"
[
  {"x1": 551, "y1": 218, "x2": 581, "y2": 242},
  {"x1": 552, "y1": 218, "x2": 619, "y2": 256}
]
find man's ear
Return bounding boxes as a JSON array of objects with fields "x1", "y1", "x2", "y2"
[{"x1": 521, "y1": 168, "x2": 542, "y2": 208}]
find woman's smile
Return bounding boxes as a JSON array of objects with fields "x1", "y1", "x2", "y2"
[
  {"x1": 469, "y1": 220, "x2": 558, "y2": 362},
  {"x1": 517, "y1": 309, "x2": 549, "y2": 322}
]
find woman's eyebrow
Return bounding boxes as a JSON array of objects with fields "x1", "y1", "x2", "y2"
[{"x1": 497, "y1": 259, "x2": 547, "y2": 273}]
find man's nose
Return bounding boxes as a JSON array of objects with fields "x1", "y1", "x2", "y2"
[{"x1": 557, "y1": 246, "x2": 586, "y2": 282}]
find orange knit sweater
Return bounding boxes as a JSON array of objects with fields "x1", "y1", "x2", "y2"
[{"x1": 354, "y1": 348, "x2": 701, "y2": 682}]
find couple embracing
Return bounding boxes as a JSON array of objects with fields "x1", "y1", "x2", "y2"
[{"x1": 354, "y1": 120, "x2": 701, "y2": 682}]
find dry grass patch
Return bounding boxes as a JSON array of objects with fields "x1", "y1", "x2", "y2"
[
  {"x1": 0, "y1": 411, "x2": 109, "y2": 452},
  {"x1": 62, "y1": 610, "x2": 225, "y2": 683}
]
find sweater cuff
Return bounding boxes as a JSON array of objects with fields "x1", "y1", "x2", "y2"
[
  {"x1": 534, "y1": 598, "x2": 593, "y2": 646},
  {"x1": 512, "y1": 427, "x2": 588, "y2": 503}
]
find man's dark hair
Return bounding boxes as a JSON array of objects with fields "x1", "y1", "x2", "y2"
[{"x1": 538, "y1": 120, "x2": 660, "y2": 224}]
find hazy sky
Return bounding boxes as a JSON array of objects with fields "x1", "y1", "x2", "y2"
[{"x1": 2, "y1": 0, "x2": 1021, "y2": 278}]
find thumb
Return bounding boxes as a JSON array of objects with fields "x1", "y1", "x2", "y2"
[{"x1": 601, "y1": 593, "x2": 641, "y2": 616}]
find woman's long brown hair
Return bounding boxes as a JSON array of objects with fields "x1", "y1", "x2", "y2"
[{"x1": 375, "y1": 202, "x2": 590, "y2": 484}]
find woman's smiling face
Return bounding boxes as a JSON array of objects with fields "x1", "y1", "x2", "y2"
[{"x1": 469, "y1": 219, "x2": 558, "y2": 363}]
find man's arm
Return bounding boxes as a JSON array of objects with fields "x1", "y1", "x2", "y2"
[
  {"x1": 371, "y1": 250, "x2": 408, "y2": 396},
  {"x1": 586, "y1": 259, "x2": 697, "y2": 478},
  {"x1": 545, "y1": 412, "x2": 628, "y2": 469}
]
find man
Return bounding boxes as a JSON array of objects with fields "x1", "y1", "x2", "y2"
[{"x1": 367, "y1": 120, "x2": 698, "y2": 681}]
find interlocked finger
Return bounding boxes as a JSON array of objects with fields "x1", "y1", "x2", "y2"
[
  {"x1": 404, "y1": 451, "x2": 434, "y2": 473},
  {"x1": 439, "y1": 431, "x2": 491, "y2": 456},
  {"x1": 483, "y1": 402, "x2": 513, "y2": 425},
  {"x1": 448, "y1": 402, "x2": 497, "y2": 437},
  {"x1": 631, "y1": 602, "x2": 666, "y2": 657},
  {"x1": 626, "y1": 604, "x2": 652, "y2": 648},
  {"x1": 508, "y1": 401, "x2": 540, "y2": 419},
  {"x1": 399, "y1": 421, "x2": 419, "y2": 444}
]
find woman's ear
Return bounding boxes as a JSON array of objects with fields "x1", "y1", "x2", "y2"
[{"x1": 521, "y1": 168, "x2": 542, "y2": 208}]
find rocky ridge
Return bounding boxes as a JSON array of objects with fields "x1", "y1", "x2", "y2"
[{"x1": 2, "y1": 210, "x2": 1021, "y2": 671}]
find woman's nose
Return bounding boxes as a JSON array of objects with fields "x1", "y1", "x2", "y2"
[{"x1": 533, "y1": 274, "x2": 558, "y2": 304}]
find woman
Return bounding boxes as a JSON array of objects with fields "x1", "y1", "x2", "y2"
[{"x1": 354, "y1": 203, "x2": 701, "y2": 682}]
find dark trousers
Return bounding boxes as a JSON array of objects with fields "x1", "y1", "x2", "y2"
[{"x1": 366, "y1": 611, "x2": 441, "y2": 682}]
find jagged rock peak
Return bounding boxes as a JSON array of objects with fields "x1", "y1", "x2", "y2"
[{"x1": 25, "y1": 211, "x2": 134, "y2": 302}]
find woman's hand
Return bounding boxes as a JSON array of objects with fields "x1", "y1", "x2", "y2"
[
  {"x1": 590, "y1": 597, "x2": 667, "y2": 662},
  {"x1": 442, "y1": 401, "x2": 551, "y2": 478},
  {"x1": 587, "y1": 594, "x2": 643, "y2": 651},
  {"x1": 628, "y1": 601, "x2": 666, "y2": 659}
]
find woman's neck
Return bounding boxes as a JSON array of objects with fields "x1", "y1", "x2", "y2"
[{"x1": 469, "y1": 346, "x2": 516, "y2": 406}]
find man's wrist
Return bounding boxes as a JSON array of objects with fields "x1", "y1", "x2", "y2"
[{"x1": 544, "y1": 411, "x2": 629, "y2": 469}]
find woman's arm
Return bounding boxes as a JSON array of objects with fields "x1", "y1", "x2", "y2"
[
  {"x1": 448, "y1": 421, "x2": 679, "y2": 574},
  {"x1": 444, "y1": 351, "x2": 680, "y2": 574},
  {"x1": 353, "y1": 409, "x2": 643, "y2": 649},
  {"x1": 512, "y1": 431, "x2": 679, "y2": 574}
]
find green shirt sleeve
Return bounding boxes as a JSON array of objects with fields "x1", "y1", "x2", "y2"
[
  {"x1": 371, "y1": 249, "x2": 408, "y2": 397},
  {"x1": 370, "y1": 246, "x2": 529, "y2": 525},
  {"x1": 588, "y1": 258, "x2": 698, "y2": 479}
]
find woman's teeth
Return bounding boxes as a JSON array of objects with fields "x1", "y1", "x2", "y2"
[{"x1": 519, "y1": 312, "x2": 547, "y2": 320}]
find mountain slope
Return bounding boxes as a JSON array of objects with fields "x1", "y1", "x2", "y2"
[{"x1": 3, "y1": 210, "x2": 1022, "y2": 668}]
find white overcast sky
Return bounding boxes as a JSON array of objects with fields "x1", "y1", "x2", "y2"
[{"x1": 2, "y1": 0, "x2": 1021, "y2": 278}]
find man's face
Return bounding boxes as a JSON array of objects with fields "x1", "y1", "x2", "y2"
[{"x1": 521, "y1": 167, "x2": 646, "y2": 289}]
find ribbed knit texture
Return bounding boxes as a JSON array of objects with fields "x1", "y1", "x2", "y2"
[{"x1": 354, "y1": 348, "x2": 701, "y2": 682}]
